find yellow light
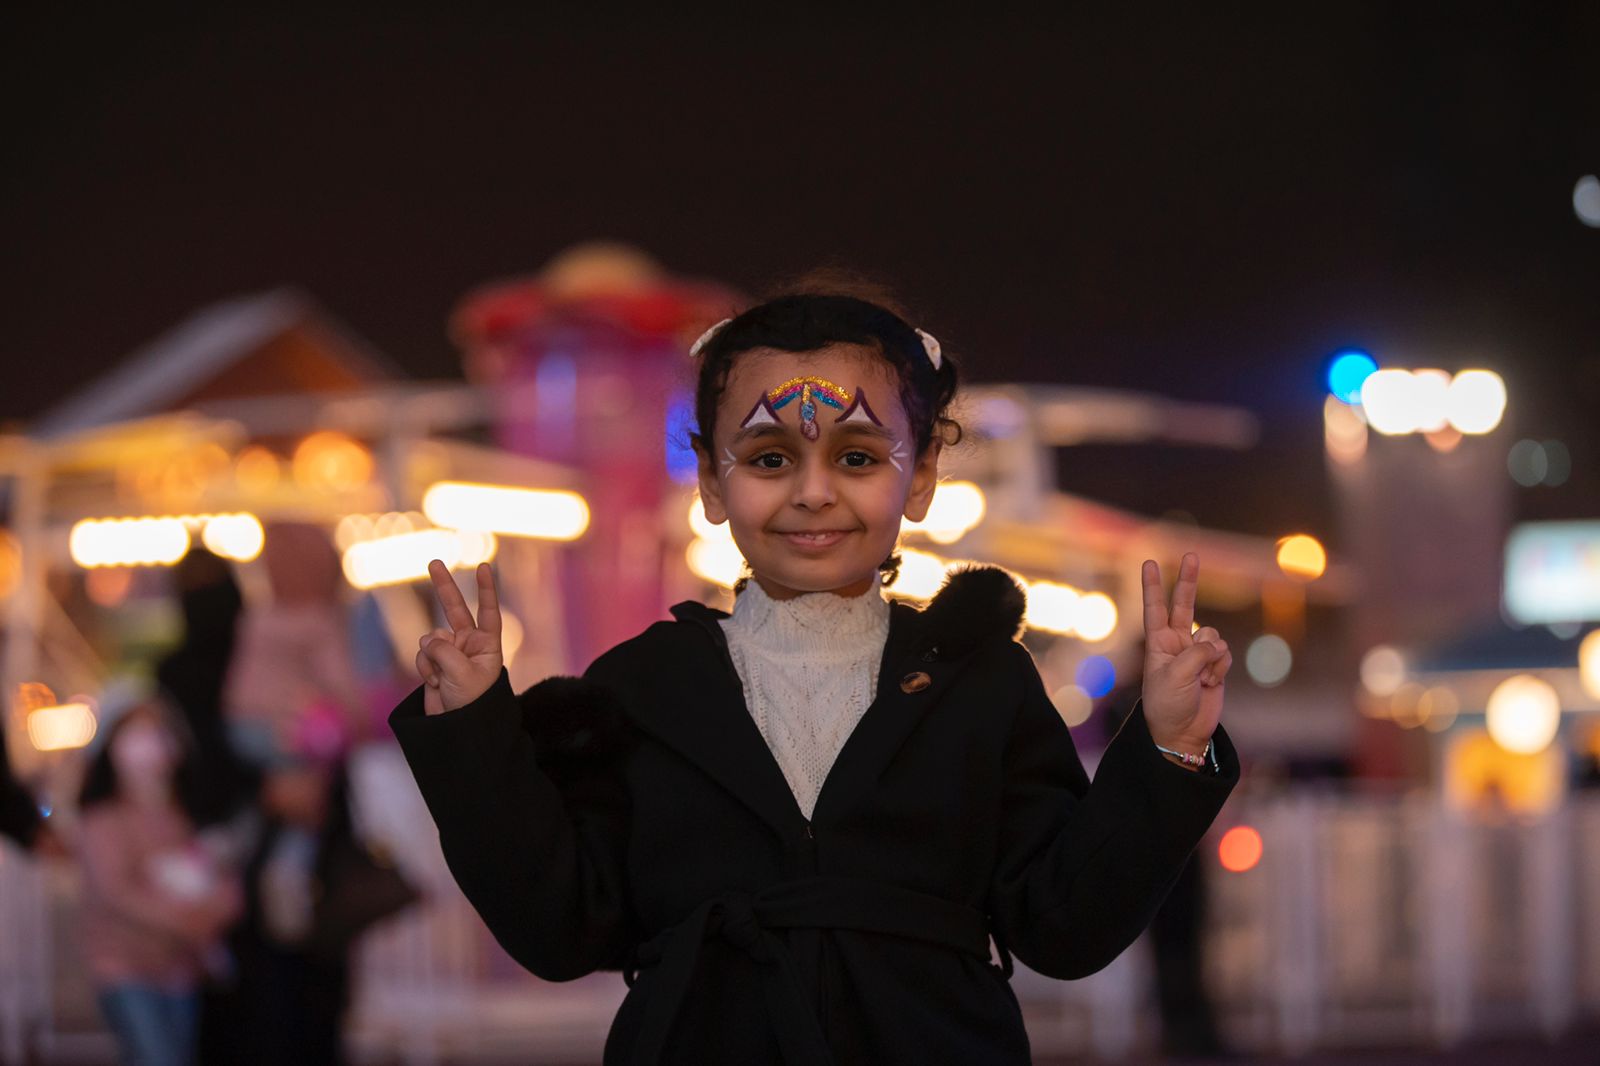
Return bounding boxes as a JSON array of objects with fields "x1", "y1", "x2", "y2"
[
  {"x1": 501, "y1": 611, "x2": 525, "y2": 663},
  {"x1": 292, "y1": 432, "x2": 373, "y2": 492},
  {"x1": 341, "y1": 529, "x2": 498, "y2": 590},
  {"x1": 1360, "y1": 645, "x2": 1406, "y2": 697},
  {"x1": 1025, "y1": 581, "x2": 1081, "y2": 635},
  {"x1": 234, "y1": 445, "x2": 282, "y2": 493},
  {"x1": 334, "y1": 514, "x2": 375, "y2": 551},
  {"x1": 200, "y1": 513, "x2": 265, "y2": 562},
  {"x1": 1419, "y1": 686, "x2": 1460, "y2": 733},
  {"x1": 1050, "y1": 684, "x2": 1094, "y2": 727},
  {"x1": 0, "y1": 529, "x2": 19, "y2": 599},
  {"x1": 27, "y1": 702, "x2": 97, "y2": 752},
  {"x1": 1073, "y1": 592, "x2": 1118, "y2": 642},
  {"x1": 423, "y1": 481, "x2": 590, "y2": 541},
  {"x1": 1485, "y1": 674, "x2": 1561, "y2": 755},
  {"x1": 1275, "y1": 534, "x2": 1327, "y2": 581},
  {"x1": 884, "y1": 549, "x2": 948, "y2": 601},
  {"x1": 16, "y1": 683, "x2": 58, "y2": 714},
  {"x1": 1578, "y1": 629, "x2": 1600, "y2": 700},
  {"x1": 69, "y1": 517, "x2": 191, "y2": 568},
  {"x1": 903, "y1": 481, "x2": 987, "y2": 544},
  {"x1": 685, "y1": 537, "x2": 746, "y2": 588},
  {"x1": 1446, "y1": 370, "x2": 1507, "y2": 434}
]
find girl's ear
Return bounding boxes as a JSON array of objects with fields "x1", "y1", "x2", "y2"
[
  {"x1": 694, "y1": 437, "x2": 729, "y2": 524},
  {"x1": 903, "y1": 439, "x2": 941, "y2": 522}
]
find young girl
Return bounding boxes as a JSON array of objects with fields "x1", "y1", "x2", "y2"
[
  {"x1": 394, "y1": 289, "x2": 1239, "y2": 1064},
  {"x1": 76, "y1": 690, "x2": 242, "y2": 1066}
]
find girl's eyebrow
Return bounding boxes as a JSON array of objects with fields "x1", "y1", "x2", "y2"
[{"x1": 728, "y1": 421, "x2": 898, "y2": 447}]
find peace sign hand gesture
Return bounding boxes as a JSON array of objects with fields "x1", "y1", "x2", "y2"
[
  {"x1": 416, "y1": 561, "x2": 504, "y2": 716},
  {"x1": 1140, "y1": 552, "x2": 1231, "y2": 758}
]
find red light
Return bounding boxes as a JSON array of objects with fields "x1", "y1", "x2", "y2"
[{"x1": 1219, "y1": 826, "x2": 1263, "y2": 873}]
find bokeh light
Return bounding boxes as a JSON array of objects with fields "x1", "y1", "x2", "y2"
[
  {"x1": 1219, "y1": 826, "x2": 1263, "y2": 873},
  {"x1": 200, "y1": 513, "x2": 265, "y2": 562},
  {"x1": 1050, "y1": 684, "x2": 1094, "y2": 727},
  {"x1": 902, "y1": 481, "x2": 987, "y2": 544},
  {"x1": 1360, "y1": 645, "x2": 1406, "y2": 697},
  {"x1": 1580, "y1": 630, "x2": 1600, "y2": 700},
  {"x1": 1245, "y1": 634, "x2": 1292, "y2": 687},
  {"x1": 423, "y1": 482, "x2": 591, "y2": 541},
  {"x1": 1485, "y1": 674, "x2": 1561, "y2": 755},
  {"x1": 1323, "y1": 394, "x2": 1369, "y2": 464},
  {"x1": 70, "y1": 517, "x2": 191, "y2": 568},
  {"x1": 1024, "y1": 581, "x2": 1081, "y2": 636},
  {"x1": 341, "y1": 529, "x2": 498, "y2": 590},
  {"x1": 292, "y1": 432, "x2": 373, "y2": 492},
  {"x1": 1275, "y1": 534, "x2": 1326, "y2": 581},
  {"x1": 1445, "y1": 370, "x2": 1507, "y2": 434},
  {"x1": 1507, "y1": 439, "x2": 1548, "y2": 487},
  {"x1": 1574, "y1": 174, "x2": 1600, "y2": 228},
  {"x1": 1073, "y1": 592, "x2": 1118, "y2": 642},
  {"x1": 1419, "y1": 686, "x2": 1461, "y2": 733},
  {"x1": 1074, "y1": 655, "x2": 1116, "y2": 699},
  {"x1": 1326, "y1": 350, "x2": 1377, "y2": 405},
  {"x1": 27, "y1": 700, "x2": 98, "y2": 752}
]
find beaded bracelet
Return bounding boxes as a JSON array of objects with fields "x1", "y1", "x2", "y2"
[{"x1": 1154, "y1": 737, "x2": 1219, "y2": 773}]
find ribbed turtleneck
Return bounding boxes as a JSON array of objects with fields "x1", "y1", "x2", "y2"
[{"x1": 719, "y1": 573, "x2": 892, "y2": 819}]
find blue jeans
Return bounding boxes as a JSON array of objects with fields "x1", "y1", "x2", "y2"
[{"x1": 96, "y1": 984, "x2": 198, "y2": 1066}]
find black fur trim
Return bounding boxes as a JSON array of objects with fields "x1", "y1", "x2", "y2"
[
  {"x1": 917, "y1": 564, "x2": 1028, "y2": 658},
  {"x1": 518, "y1": 676, "x2": 635, "y2": 773}
]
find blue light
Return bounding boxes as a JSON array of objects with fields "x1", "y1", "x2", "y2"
[
  {"x1": 664, "y1": 389, "x2": 700, "y2": 485},
  {"x1": 1075, "y1": 655, "x2": 1116, "y2": 699},
  {"x1": 1327, "y1": 350, "x2": 1378, "y2": 404}
]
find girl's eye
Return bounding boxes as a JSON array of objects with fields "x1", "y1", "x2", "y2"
[{"x1": 745, "y1": 448, "x2": 876, "y2": 470}]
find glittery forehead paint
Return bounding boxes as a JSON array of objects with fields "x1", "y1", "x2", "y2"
[{"x1": 763, "y1": 376, "x2": 851, "y2": 440}]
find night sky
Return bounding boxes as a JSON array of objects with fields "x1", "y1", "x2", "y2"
[{"x1": 5, "y1": 7, "x2": 1596, "y2": 543}]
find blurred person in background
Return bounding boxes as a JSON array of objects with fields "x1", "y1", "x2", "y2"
[{"x1": 75, "y1": 682, "x2": 243, "y2": 1066}]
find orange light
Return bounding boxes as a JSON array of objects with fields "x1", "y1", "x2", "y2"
[
  {"x1": 292, "y1": 432, "x2": 373, "y2": 492},
  {"x1": 1275, "y1": 534, "x2": 1327, "y2": 581},
  {"x1": 1218, "y1": 826, "x2": 1263, "y2": 873}
]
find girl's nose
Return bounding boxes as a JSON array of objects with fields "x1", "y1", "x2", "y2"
[{"x1": 790, "y1": 458, "x2": 837, "y2": 511}]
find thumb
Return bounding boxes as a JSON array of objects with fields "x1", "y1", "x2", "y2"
[{"x1": 1170, "y1": 639, "x2": 1224, "y2": 682}]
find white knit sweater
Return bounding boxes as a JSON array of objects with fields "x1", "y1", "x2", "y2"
[{"x1": 719, "y1": 573, "x2": 892, "y2": 819}]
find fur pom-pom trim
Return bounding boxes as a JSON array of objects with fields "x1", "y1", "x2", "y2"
[
  {"x1": 518, "y1": 676, "x2": 635, "y2": 772},
  {"x1": 918, "y1": 564, "x2": 1028, "y2": 658}
]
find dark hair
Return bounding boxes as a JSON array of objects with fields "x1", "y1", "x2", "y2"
[
  {"x1": 78, "y1": 700, "x2": 202, "y2": 813},
  {"x1": 687, "y1": 273, "x2": 964, "y2": 591}
]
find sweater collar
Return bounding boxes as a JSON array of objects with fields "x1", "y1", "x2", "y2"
[{"x1": 721, "y1": 572, "x2": 890, "y2": 647}]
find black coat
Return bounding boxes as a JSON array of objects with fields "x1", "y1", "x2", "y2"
[{"x1": 390, "y1": 566, "x2": 1239, "y2": 1065}]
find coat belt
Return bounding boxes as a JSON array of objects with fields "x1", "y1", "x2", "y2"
[{"x1": 622, "y1": 875, "x2": 995, "y2": 1066}]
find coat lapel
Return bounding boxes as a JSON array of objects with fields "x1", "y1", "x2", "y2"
[{"x1": 648, "y1": 566, "x2": 1021, "y2": 839}]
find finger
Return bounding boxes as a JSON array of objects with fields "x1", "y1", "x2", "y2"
[
  {"x1": 1168, "y1": 552, "x2": 1199, "y2": 634},
  {"x1": 421, "y1": 633, "x2": 474, "y2": 677},
  {"x1": 1194, "y1": 626, "x2": 1221, "y2": 645},
  {"x1": 1172, "y1": 638, "x2": 1223, "y2": 681},
  {"x1": 419, "y1": 628, "x2": 454, "y2": 650},
  {"x1": 474, "y1": 563, "x2": 502, "y2": 640},
  {"x1": 414, "y1": 649, "x2": 441, "y2": 688},
  {"x1": 1141, "y1": 560, "x2": 1169, "y2": 637},
  {"x1": 429, "y1": 559, "x2": 477, "y2": 633},
  {"x1": 1209, "y1": 649, "x2": 1234, "y2": 684}
]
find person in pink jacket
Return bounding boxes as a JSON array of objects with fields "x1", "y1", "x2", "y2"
[{"x1": 75, "y1": 687, "x2": 242, "y2": 1066}]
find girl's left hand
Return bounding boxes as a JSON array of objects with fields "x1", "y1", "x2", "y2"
[{"x1": 1140, "y1": 552, "x2": 1231, "y2": 753}]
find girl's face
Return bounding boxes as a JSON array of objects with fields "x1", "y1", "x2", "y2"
[{"x1": 696, "y1": 344, "x2": 940, "y2": 599}]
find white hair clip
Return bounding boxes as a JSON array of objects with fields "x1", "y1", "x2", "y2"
[
  {"x1": 915, "y1": 328, "x2": 943, "y2": 370},
  {"x1": 688, "y1": 318, "x2": 732, "y2": 358}
]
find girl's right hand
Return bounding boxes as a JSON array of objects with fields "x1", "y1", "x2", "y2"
[{"x1": 416, "y1": 560, "x2": 504, "y2": 716}]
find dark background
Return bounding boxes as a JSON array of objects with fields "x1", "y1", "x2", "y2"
[{"x1": 4, "y1": 6, "x2": 1596, "y2": 542}]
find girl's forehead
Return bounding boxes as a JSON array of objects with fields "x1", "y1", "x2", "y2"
[{"x1": 723, "y1": 346, "x2": 904, "y2": 412}]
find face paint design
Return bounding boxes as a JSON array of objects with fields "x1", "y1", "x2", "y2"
[
  {"x1": 888, "y1": 441, "x2": 909, "y2": 473},
  {"x1": 762, "y1": 376, "x2": 852, "y2": 440},
  {"x1": 834, "y1": 390, "x2": 883, "y2": 427}
]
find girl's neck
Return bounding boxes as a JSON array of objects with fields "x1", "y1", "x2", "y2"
[{"x1": 751, "y1": 572, "x2": 878, "y2": 601}]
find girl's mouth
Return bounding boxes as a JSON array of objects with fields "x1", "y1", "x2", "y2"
[{"x1": 777, "y1": 529, "x2": 853, "y2": 551}]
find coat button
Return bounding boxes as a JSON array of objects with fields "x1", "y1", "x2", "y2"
[
  {"x1": 803, "y1": 822, "x2": 814, "y2": 839},
  {"x1": 921, "y1": 647, "x2": 938, "y2": 662},
  {"x1": 900, "y1": 671, "x2": 932, "y2": 693}
]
